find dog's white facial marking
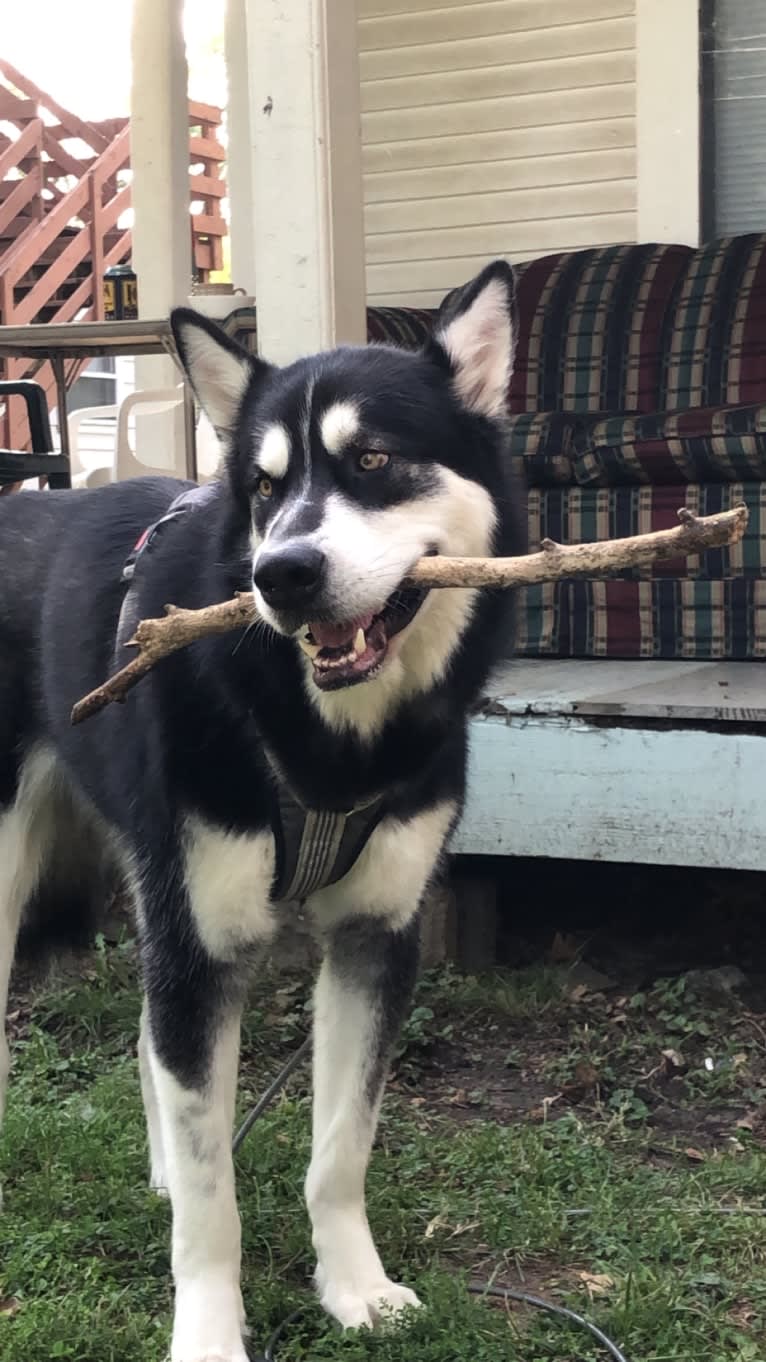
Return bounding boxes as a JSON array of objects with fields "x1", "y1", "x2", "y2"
[
  {"x1": 257, "y1": 424, "x2": 290, "y2": 480},
  {"x1": 308, "y1": 800, "x2": 457, "y2": 931},
  {"x1": 176, "y1": 323, "x2": 251, "y2": 434},
  {"x1": 148, "y1": 1019, "x2": 248, "y2": 1362},
  {"x1": 320, "y1": 401, "x2": 360, "y2": 456},
  {"x1": 183, "y1": 816, "x2": 276, "y2": 961},
  {"x1": 305, "y1": 472, "x2": 496, "y2": 740},
  {"x1": 437, "y1": 274, "x2": 514, "y2": 420}
]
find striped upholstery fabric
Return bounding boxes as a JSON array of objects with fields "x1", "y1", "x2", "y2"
[
  {"x1": 574, "y1": 403, "x2": 766, "y2": 486},
  {"x1": 366, "y1": 306, "x2": 435, "y2": 350},
  {"x1": 516, "y1": 481, "x2": 766, "y2": 660},
  {"x1": 527, "y1": 483, "x2": 766, "y2": 581},
  {"x1": 662, "y1": 234, "x2": 766, "y2": 409},
  {"x1": 509, "y1": 243, "x2": 691, "y2": 415},
  {"x1": 517, "y1": 577, "x2": 766, "y2": 660},
  {"x1": 508, "y1": 411, "x2": 578, "y2": 486}
]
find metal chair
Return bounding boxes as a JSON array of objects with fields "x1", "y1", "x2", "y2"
[{"x1": 0, "y1": 380, "x2": 70, "y2": 489}]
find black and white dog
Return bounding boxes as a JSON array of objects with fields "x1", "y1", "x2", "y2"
[{"x1": 0, "y1": 261, "x2": 523, "y2": 1360}]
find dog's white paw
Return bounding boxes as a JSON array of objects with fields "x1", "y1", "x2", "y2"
[
  {"x1": 170, "y1": 1280, "x2": 248, "y2": 1362},
  {"x1": 169, "y1": 1356, "x2": 247, "y2": 1362},
  {"x1": 316, "y1": 1267, "x2": 421, "y2": 1331},
  {"x1": 170, "y1": 1343, "x2": 248, "y2": 1362}
]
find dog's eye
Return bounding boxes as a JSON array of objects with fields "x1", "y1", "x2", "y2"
[
  {"x1": 257, "y1": 476, "x2": 273, "y2": 498},
  {"x1": 357, "y1": 451, "x2": 389, "y2": 472}
]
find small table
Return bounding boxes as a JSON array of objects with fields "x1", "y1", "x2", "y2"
[{"x1": 0, "y1": 318, "x2": 199, "y2": 482}]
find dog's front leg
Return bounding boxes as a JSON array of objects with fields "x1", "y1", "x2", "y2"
[
  {"x1": 305, "y1": 915, "x2": 420, "y2": 1330},
  {"x1": 145, "y1": 985, "x2": 246, "y2": 1362}
]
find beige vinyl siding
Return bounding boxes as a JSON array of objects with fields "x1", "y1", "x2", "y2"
[{"x1": 359, "y1": 0, "x2": 638, "y2": 307}]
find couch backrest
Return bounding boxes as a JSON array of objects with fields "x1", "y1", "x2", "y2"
[
  {"x1": 509, "y1": 243, "x2": 691, "y2": 416},
  {"x1": 662, "y1": 233, "x2": 766, "y2": 409}
]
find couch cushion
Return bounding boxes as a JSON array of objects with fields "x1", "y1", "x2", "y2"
[
  {"x1": 663, "y1": 233, "x2": 766, "y2": 408},
  {"x1": 527, "y1": 482, "x2": 766, "y2": 580},
  {"x1": 365, "y1": 306, "x2": 435, "y2": 350},
  {"x1": 516, "y1": 577, "x2": 766, "y2": 659},
  {"x1": 573, "y1": 404, "x2": 766, "y2": 486},
  {"x1": 507, "y1": 411, "x2": 579, "y2": 486},
  {"x1": 509, "y1": 243, "x2": 691, "y2": 416}
]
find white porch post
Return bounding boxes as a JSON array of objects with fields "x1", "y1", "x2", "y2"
[
  {"x1": 224, "y1": 0, "x2": 257, "y2": 297},
  {"x1": 636, "y1": 0, "x2": 701, "y2": 245},
  {"x1": 229, "y1": 0, "x2": 366, "y2": 365},
  {"x1": 130, "y1": 0, "x2": 190, "y2": 471}
]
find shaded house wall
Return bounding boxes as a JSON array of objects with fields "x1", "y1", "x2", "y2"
[{"x1": 358, "y1": 0, "x2": 638, "y2": 307}]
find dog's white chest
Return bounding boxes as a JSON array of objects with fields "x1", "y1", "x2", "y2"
[{"x1": 307, "y1": 800, "x2": 457, "y2": 930}]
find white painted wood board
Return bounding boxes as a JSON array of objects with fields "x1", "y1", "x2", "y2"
[{"x1": 454, "y1": 714, "x2": 766, "y2": 870}]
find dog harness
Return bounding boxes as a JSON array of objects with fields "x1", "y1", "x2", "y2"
[{"x1": 119, "y1": 484, "x2": 386, "y2": 904}]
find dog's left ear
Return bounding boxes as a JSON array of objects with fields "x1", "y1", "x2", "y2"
[
  {"x1": 429, "y1": 260, "x2": 516, "y2": 421},
  {"x1": 170, "y1": 308, "x2": 273, "y2": 437}
]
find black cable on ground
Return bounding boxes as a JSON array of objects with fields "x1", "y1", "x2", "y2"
[
  {"x1": 467, "y1": 1281, "x2": 629, "y2": 1362},
  {"x1": 232, "y1": 1036, "x2": 312, "y2": 1154},
  {"x1": 236, "y1": 1041, "x2": 631, "y2": 1362}
]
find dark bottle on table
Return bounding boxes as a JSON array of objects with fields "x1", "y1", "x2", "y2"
[{"x1": 103, "y1": 264, "x2": 138, "y2": 320}]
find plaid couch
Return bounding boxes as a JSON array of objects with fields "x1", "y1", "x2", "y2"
[{"x1": 364, "y1": 235, "x2": 766, "y2": 660}]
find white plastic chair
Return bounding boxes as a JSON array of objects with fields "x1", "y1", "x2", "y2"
[
  {"x1": 66, "y1": 404, "x2": 118, "y2": 488},
  {"x1": 116, "y1": 386, "x2": 186, "y2": 480},
  {"x1": 115, "y1": 387, "x2": 222, "y2": 483}
]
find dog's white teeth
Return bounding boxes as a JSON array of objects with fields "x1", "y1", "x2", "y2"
[
  {"x1": 298, "y1": 636, "x2": 320, "y2": 659},
  {"x1": 354, "y1": 627, "x2": 366, "y2": 655}
]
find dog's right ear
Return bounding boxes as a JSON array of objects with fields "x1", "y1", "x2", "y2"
[{"x1": 170, "y1": 308, "x2": 273, "y2": 439}]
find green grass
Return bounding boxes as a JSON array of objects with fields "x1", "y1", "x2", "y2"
[{"x1": 1, "y1": 944, "x2": 765, "y2": 1361}]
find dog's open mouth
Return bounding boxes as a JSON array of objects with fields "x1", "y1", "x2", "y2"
[{"x1": 297, "y1": 587, "x2": 428, "y2": 690}]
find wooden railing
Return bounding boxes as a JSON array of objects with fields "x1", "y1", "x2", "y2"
[{"x1": 0, "y1": 63, "x2": 227, "y2": 452}]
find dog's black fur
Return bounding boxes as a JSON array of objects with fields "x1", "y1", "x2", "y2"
[{"x1": 0, "y1": 260, "x2": 524, "y2": 1356}]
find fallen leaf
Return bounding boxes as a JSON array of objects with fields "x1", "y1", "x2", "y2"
[
  {"x1": 550, "y1": 931, "x2": 579, "y2": 963},
  {"x1": 0, "y1": 1297, "x2": 20, "y2": 1318},
  {"x1": 528, "y1": 1093, "x2": 562, "y2": 1121},
  {"x1": 661, "y1": 1048, "x2": 687, "y2": 1076},
  {"x1": 575, "y1": 1271, "x2": 614, "y2": 1299},
  {"x1": 563, "y1": 1062, "x2": 599, "y2": 1103},
  {"x1": 449, "y1": 1220, "x2": 480, "y2": 1239},
  {"x1": 567, "y1": 963, "x2": 617, "y2": 994},
  {"x1": 425, "y1": 1214, "x2": 449, "y2": 1240},
  {"x1": 568, "y1": 983, "x2": 589, "y2": 1003},
  {"x1": 685, "y1": 1147, "x2": 707, "y2": 1162}
]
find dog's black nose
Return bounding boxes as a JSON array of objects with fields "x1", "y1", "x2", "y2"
[{"x1": 253, "y1": 543, "x2": 326, "y2": 609}]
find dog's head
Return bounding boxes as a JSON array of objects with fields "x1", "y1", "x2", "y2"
[{"x1": 171, "y1": 262, "x2": 517, "y2": 729}]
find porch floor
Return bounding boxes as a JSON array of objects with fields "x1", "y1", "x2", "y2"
[{"x1": 480, "y1": 658, "x2": 765, "y2": 724}]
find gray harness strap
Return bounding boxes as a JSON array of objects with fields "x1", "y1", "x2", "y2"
[
  {"x1": 271, "y1": 779, "x2": 385, "y2": 902},
  {"x1": 114, "y1": 486, "x2": 387, "y2": 903}
]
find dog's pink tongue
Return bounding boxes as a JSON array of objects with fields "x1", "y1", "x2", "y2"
[{"x1": 309, "y1": 613, "x2": 374, "y2": 649}]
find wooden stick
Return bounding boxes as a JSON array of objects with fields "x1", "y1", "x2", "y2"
[{"x1": 71, "y1": 503, "x2": 748, "y2": 725}]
